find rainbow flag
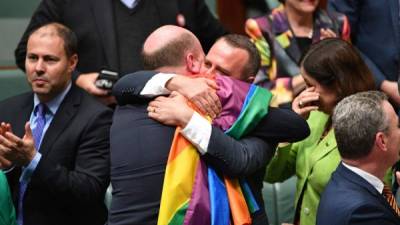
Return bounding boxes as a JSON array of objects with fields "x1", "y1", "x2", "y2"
[{"x1": 157, "y1": 76, "x2": 272, "y2": 225}]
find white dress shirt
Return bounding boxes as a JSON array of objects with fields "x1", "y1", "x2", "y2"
[
  {"x1": 342, "y1": 162, "x2": 384, "y2": 193},
  {"x1": 140, "y1": 73, "x2": 212, "y2": 154},
  {"x1": 120, "y1": 0, "x2": 139, "y2": 9}
]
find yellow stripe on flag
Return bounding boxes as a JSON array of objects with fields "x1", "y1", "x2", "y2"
[{"x1": 158, "y1": 129, "x2": 200, "y2": 225}]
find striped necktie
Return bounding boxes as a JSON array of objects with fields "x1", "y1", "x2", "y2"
[
  {"x1": 382, "y1": 184, "x2": 400, "y2": 217},
  {"x1": 17, "y1": 103, "x2": 47, "y2": 225},
  {"x1": 31, "y1": 103, "x2": 47, "y2": 150}
]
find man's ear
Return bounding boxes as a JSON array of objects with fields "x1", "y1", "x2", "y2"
[
  {"x1": 185, "y1": 53, "x2": 201, "y2": 75},
  {"x1": 68, "y1": 54, "x2": 78, "y2": 73},
  {"x1": 375, "y1": 132, "x2": 388, "y2": 152}
]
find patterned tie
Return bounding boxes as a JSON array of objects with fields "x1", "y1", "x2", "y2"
[
  {"x1": 17, "y1": 103, "x2": 47, "y2": 225},
  {"x1": 31, "y1": 103, "x2": 47, "y2": 150},
  {"x1": 382, "y1": 184, "x2": 400, "y2": 217}
]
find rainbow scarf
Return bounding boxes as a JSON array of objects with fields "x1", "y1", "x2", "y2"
[{"x1": 157, "y1": 77, "x2": 272, "y2": 225}]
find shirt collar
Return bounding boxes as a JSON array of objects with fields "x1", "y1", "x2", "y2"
[
  {"x1": 33, "y1": 82, "x2": 72, "y2": 116},
  {"x1": 342, "y1": 162, "x2": 384, "y2": 194},
  {"x1": 120, "y1": 0, "x2": 139, "y2": 9}
]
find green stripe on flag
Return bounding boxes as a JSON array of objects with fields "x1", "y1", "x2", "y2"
[
  {"x1": 227, "y1": 87, "x2": 272, "y2": 139},
  {"x1": 168, "y1": 200, "x2": 189, "y2": 225}
]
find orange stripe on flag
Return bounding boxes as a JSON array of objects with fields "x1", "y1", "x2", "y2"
[
  {"x1": 167, "y1": 128, "x2": 191, "y2": 163},
  {"x1": 225, "y1": 178, "x2": 252, "y2": 225}
]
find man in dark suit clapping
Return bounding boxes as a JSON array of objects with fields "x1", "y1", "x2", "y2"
[{"x1": 0, "y1": 23, "x2": 112, "y2": 225}]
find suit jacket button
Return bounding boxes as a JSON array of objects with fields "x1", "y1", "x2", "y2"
[{"x1": 304, "y1": 207, "x2": 310, "y2": 215}]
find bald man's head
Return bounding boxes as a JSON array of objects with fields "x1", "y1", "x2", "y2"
[{"x1": 142, "y1": 25, "x2": 204, "y2": 71}]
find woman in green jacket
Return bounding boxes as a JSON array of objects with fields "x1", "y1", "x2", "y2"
[
  {"x1": 0, "y1": 171, "x2": 16, "y2": 225},
  {"x1": 265, "y1": 38, "x2": 375, "y2": 225}
]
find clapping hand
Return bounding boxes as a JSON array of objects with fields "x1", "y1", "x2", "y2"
[{"x1": 0, "y1": 122, "x2": 36, "y2": 168}]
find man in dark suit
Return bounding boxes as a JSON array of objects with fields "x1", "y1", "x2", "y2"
[
  {"x1": 109, "y1": 25, "x2": 309, "y2": 225},
  {"x1": 329, "y1": 0, "x2": 400, "y2": 106},
  {"x1": 0, "y1": 23, "x2": 112, "y2": 225},
  {"x1": 317, "y1": 91, "x2": 400, "y2": 225},
  {"x1": 15, "y1": 0, "x2": 227, "y2": 105}
]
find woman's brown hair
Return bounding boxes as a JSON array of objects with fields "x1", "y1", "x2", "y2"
[{"x1": 300, "y1": 38, "x2": 375, "y2": 102}]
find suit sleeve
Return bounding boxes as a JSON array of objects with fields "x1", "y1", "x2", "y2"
[
  {"x1": 32, "y1": 108, "x2": 112, "y2": 206},
  {"x1": 358, "y1": 50, "x2": 387, "y2": 88},
  {"x1": 112, "y1": 70, "x2": 159, "y2": 105},
  {"x1": 15, "y1": 0, "x2": 65, "y2": 71},
  {"x1": 250, "y1": 107, "x2": 310, "y2": 143},
  {"x1": 328, "y1": 0, "x2": 360, "y2": 39},
  {"x1": 205, "y1": 128, "x2": 276, "y2": 178},
  {"x1": 328, "y1": 0, "x2": 386, "y2": 87},
  {"x1": 183, "y1": 106, "x2": 308, "y2": 178}
]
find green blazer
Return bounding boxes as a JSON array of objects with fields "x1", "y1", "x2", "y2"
[
  {"x1": 0, "y1": 171, "x2": 16, "y2": 225},
  {"x1": 265, "y1": 111, "x2": 340, "y2": 225}
]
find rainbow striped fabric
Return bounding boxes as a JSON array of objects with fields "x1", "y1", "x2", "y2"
[{"x1": 158, "y1": 76, "x2": 272, "y2": 225}]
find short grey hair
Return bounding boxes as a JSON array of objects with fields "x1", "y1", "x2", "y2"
[{"x1": 333, "y1": 91, "x2": 389, "y2": 160}]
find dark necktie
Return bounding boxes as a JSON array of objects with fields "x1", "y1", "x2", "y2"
[
  {"x1": 17, "y1": 103, "x2": 47, "y2": 225},
  {"x1": 382, "y1": 184, "x2": 400, "y2": 217}
]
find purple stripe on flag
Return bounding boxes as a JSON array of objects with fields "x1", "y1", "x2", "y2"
[
  {"x1": 213, "y1": 75, "x2": 250, "y2": 131},
  {"x1": 183, "y1": 159, "x2": 211, "y2": 225}
]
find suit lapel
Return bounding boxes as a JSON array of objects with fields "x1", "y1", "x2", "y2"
[
  {"x1": 38, "y1": 86, "x2": 81, "y2": 157},
  {"x1": 338, "y1": 164, "x2": 379, "y2": 195},
  {"x1": 89, "y1": 0, "x2": 119, "y2": 71},
  {"x1": 5, "y1": 94, "x2": 33, "y2": 200},
  {"x1": 14, "y1": 94, "x2": 34, "y2": 138},
  {"x1": 309, "y1": 130, "x2": 337, "y2": 167},
  {"x1": 339, "y1": 163, "x2": 400, "y2": 219}
]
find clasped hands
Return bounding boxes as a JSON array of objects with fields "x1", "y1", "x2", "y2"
[
  {"x1": 147, "y1": 76, "x2": 222, "y2": 127},
  {"x1": 0, "y1": 122, "x2": 36, "y2": 169}
]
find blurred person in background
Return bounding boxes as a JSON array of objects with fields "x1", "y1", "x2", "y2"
[
  {"x1": 245, "y1": 0, "x2": 349, "y2": 107},
  {"x1": 329, "y1": 0, "x2": 400, "y2": 108},
  {"x1": 15, "y1": 0, "x2": 227, "y2": 105}
]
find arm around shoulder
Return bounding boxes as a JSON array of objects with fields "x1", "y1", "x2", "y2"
[
  {"x1": 205, "y1": 127, "x2": 275, "y2": 177},
  {"x1": 112, "y1": 70, "x2": 160, "y2": 105},
  {"x1": 250, "y1": 107, "x2": 310, "y2": 144}
]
